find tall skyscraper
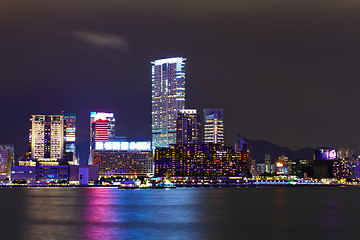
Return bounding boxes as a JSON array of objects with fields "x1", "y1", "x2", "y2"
[
  {"x1": 176, "y1": 109, "x2": 201, "y2": 144},
  {"x1": 204, "y1": 109, "x2": 224, "y2": 145},
  {"x1": 30, "y1": 115, "x2": 64, "y2": 160},
  {"x1": 89, "y1": 112, "x2": 115, "y2": 164},
  {"x1": 264, "y1": 153, "x2": 271, "y2": 173},
  {"x1": 90, "y1": 112, "x2": 115, "y2": 150},
  {"x1": 152, "y1": 57, "x2": 186, "y2": 149},
  {"x1": 62, "y1": 114, "x2": 76, "y2": 162},
  {"x1": 0, "y1": 144, "x2": 14, "y2": 178}
]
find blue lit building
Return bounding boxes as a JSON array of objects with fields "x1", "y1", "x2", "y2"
[{"x1": 152, "y1": 57, "x2": 186, "y2": 149}]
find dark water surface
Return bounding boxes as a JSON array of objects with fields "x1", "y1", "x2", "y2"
[{"x1": 1, "y1": 187, "x2": 360, "y2": 240}]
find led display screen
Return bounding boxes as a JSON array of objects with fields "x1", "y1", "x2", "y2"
[
  {"x1": 95, "y1": 141, "x2": 151, "y2": 151},
  {"x1": 315, "y1": 148, "x2": 337, "y2": 160}
]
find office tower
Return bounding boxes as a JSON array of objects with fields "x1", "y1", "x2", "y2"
[
  {"x1": 0, "y1": 145, "x2": 14, "y2": 178},
  {"x1": 89, "y1": 112, "x2": 115, "y2": 165},
  {"x1": 204, "y1": 109, "x2": 224, "y2": 145},
  {"x1": 176, "y1": 109, "x2": 201, "y2": 144},
  {"x1": 234, "y1": 135, "x2": 247, "y2": 152},
  {"x1": 152, "y1": 57, "x2": 186, "y2": 149},
  {"x1": 264, "y1": 153, "x2": 271, "y2": 173},
  {"x1": 30, "y1": 115, "x2": 64, "y2": 160},
  {"x1": 90, "y1": 112, "x2": 115, "y2": 150},
  {"x1": 62, "y1": 114, "x2": 76, "y2": 162}
]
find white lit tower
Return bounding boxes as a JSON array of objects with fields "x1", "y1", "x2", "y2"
[
  {"x1": 204, "y1": 109, "x2": 224, "y2": 145},
  {"x1": 30, "y1": 115, "x2": 64, "y2": 160},
  {"x1": 152, "y1": 57, "x2": 186, "y2": 149}
]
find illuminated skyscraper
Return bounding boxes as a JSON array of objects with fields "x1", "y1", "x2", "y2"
[
  {"x1": 176, "y1": 109, "x2": 201, "y2": 144},
  {"x1": 0, "y1": 144, "x2": 14, "y2": 178},
  {"x1": 30, "y1": 115, "x2": 64, "y2": 160},
  {"x1": 62, "y1": 114, "x2": 76, "y2": 162},
  {"x1": 152, "y1": 57, "x2": 186, "y2": 149},
  {"x1": 204, "y1": 109, "x2": 224, "y2": 145},
  {"x1": 89, "y1": 112, "x2": 115, "y2": 164}
]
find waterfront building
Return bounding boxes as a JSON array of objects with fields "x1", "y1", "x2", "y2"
[
  {"x1": 313, "y1": 148, "x2": 338, "y2": 179},
  {"x1": 90, "y1": 112, "x2": 115, "y2": 150},
  {"x1": 11, "y1": 164, "x2": 69, "y2": 182},
  {"x1": 353, "y1": 161, "x2": 360, "y2": 179},
  {"x1": 62, "y1": 113, "x2": 76, "y2": 162},
  {"x1": 89, "y1": 112, "x2": 115, "y2": 164},
  {"x1": 333, "y1": 159, "x2": 354, "y2": 180},
  {"x1": 154, "y1": 144, "x2": 248, "y2": 179},
  {"x1": 92, "y1": 141, "x2": 153, "y2": 178},
  {"x1": 68, "y1": 165, "x2": 99, "y2": 185},
  {"x1": 152, "y1": 57, "x2": 186, "y2": 149},
  {"x1": 0, "y1": 145, "x2": 14, "y2": 178},
  {"x1": 264, "y1": 153, "x2": 271, "y2": 174},
  {"x1": 36, "y1": 165, "x2": 68, "y2": 182},
  {"x1": 203, "y1": 109, "x2": 224, "y2": 145},
  {"x1": 275, "y1": 155, "x2": 289, "y2": 175},
  {"x1": 176, "y1": 109, "x2": 201, "y2": 144},
  {"x1": 30, "y1": 115, "x2": 64, "y2": 160},
  {"x1": 10, "y1": 166, "x2": 36, "y2": 181}
]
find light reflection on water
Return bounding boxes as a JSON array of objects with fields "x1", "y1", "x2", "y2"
[{"x1": 1, "y1": 187, "x2": 360, "y2": 240}]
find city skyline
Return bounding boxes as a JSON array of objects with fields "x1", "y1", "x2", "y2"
[{"x1": 2, "y1": 0, "x2": 360, "y2": 162}]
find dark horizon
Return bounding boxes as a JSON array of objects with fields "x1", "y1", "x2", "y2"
[{"x1": 2, "y1": 0, "x2": 360, "y2": 162}]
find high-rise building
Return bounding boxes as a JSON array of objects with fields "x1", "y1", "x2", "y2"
[
  {"x1": 0, "y1": 145, "x2": 14, "y2": 178},
  {"x1": 234, "y1": 135, "x2": 247, "y2": 152},
  {"x1": 30, "y1": 115, "x2": 64, "y2": 160},
  {"x1": 152, "y1": 57, "x2": 186, "y2": 149},
  {"x1": 89, "y1": 112, "x2": 115, "y2": 165},
  {"x1": 204, "y1": 109, "x2": 224, "y2": 145},
  {"x1": 264, "y1": 153, "x2": 271, "y2": 174},
  {"x1": 176, "y1": 109, "x2": 201, "y2": 144},
  {"x1": 90, "y1": 112, "x2": 115, "y2": 150},
  {"x1": 62, "y1": 114, "x2": 76, "y2": 162}
]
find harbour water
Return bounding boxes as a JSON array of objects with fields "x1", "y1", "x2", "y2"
[{"x1": 1, "y1": 187, "x2": 360, "y2": 240}]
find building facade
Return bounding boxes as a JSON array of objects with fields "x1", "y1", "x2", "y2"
[
  {"x1": 92, "y1": 141, "x2": 153, "y2": 178},
  {"x1": 152, "y1": 57, "x2": 186, "y2": 149},
  {"x1": 89, "y1": 112, "x2": 115, "y2": 164},
  {"x1": 203, "y1": 109, "x2": 224, "y2": 145},
  {"x1": 62, "y1": 113, "x2": 76, "y2": 162},
  {"x1": 176, "y1": 109, "x2": 201, "y2": 144},
  {"x1": 155, "y1": 144, "x2": 248, "y2": 178},
  {"x1": 0, "y1": 145, "x2": 14, "y2": 178},
  {"x1": 30, "y1": 115, "x2": 64, "y2": 160}
]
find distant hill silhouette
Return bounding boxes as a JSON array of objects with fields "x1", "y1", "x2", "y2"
[{"x1": 247, "y1": 139, "x2": 316, "y2": 163}]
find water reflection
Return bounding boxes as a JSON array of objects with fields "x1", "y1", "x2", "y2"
[
  {"x1": 79, "y1": 188, "x2": 204, "y2": 240},
  {"x1": 79, "y1": 187, "x2": 124, "y2": 240},
  {"x1": 21, "y1": 188, "x2": 81, "y2": 240},
  {"x1": 274, "y1": 189, "x2": 286, "y2": 226},
  {"x1": 323, "y1": 193, "x2": 341, "y2": 226},
  {"x1": 4, "y1": 187, "x2": 360, "y2": 240}
]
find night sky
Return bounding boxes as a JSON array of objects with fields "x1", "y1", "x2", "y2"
[{"x1": 1, "y1": 0, "x2": 360, "y2": 163}]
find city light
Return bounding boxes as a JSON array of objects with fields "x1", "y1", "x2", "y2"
[{"x1": 95, "y1": 141, "x2": 151, "y2": 151}]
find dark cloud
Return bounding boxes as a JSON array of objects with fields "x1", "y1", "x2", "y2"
[{"x1": 72, "y1": 30, "x2": 129, "y2": 52}]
